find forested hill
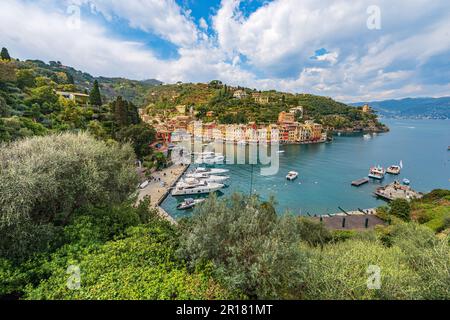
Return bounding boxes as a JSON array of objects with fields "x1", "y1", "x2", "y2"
[
  {"x1": 18, "y1": 59, "x2": 162, "y2": 105},
  {"x1": 350, "y1": 97, "x2": 450, "y2": 119},
  {"x1": 145, "y1": 81, "x2": 387, "y2": 131}
]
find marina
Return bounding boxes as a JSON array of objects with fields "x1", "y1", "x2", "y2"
[{"x1": 161, "y1": 119, "x2": 450, "y2": 219}]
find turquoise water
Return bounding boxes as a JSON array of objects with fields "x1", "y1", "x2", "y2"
[{"x1": 161, "y1": 119, "x2": 450, "y2": 219}]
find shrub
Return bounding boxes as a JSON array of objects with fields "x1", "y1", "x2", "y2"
[
  {"x1": 178, "y1": 194, "x2": 309, "y2": 299},
  {"x1": 0, "y1": 132, "x2": 138, "y2": 262}
]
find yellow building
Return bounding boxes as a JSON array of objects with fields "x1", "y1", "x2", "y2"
[{"x1": 252, "y1": 93, "x2": 269, "y2": 104}]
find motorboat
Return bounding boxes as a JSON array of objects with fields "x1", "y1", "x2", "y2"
[
  {"x1": 172, "y1": 179, "x2": 224, "y2": 196},
  {"x1": 185, "y1": 173, "x2": 230, "y2": 183},
  {"x1": 176, "y1": 198, "x2": 206, "y2": 210},
  {"x1": 368, "y1": 166, "x2": 385, "y2": 180},
  {"x1": 386, "y1": 165, "x2": 401, "y2": 175},
  {"x1": 402, "y1": 178, "x2": 410, "y2": 185},
  {"x1": 194, "y1": 154, "x2": 225, "y2": 164},
  {"x1": 286, "y1": 171, "x2": 299, "y2": 181},
  {"x1": 194, "y1": 167, "x2": 229, "y2": 175}
]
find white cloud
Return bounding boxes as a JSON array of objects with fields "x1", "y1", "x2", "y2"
[
  {"x1": 70, "y1": 0, "x2": 199, "y2": 47},
  {"x1": 1, "y1": 0, "x2": 450, "y2": 102}
]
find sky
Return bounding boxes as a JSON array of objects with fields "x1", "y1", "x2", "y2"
[{"x1": 1, "y1": 0, "x2": 450, "y2": 103}]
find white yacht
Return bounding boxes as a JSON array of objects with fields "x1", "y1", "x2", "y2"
[
  {"x1": 172, "y1": 179, "x2": 224, "y2": 196},
  {"x1": 286, "y1": 171, "x2": 299, "y2": 181},
  {"x1": 368, "y1": 166, "x2": 385, "y2": 180},
  {"x1": 185, "y1": 173, "x2": 230, "y2": 183},
  {"x1": 194, "y1": 167, "x2": 229, "y2": 175},
  {"x1": 194, "y1": 153, "x2": 225, "y2": 164}
]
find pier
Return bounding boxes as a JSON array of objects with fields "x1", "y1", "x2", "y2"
[
  {"x1": 137, "y1": 163, "x2": 189, "y2": 225},
  {"x1": 351, "y1": 178, "x2": 369, "y2": 187},
  {"x1": 374, "y1": 181, "x2": 423, "y2": 201}
]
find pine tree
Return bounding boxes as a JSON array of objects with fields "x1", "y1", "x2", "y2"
[
  {"x1": 113, "y1": 96, "x2": 128, "y2": 127},
  {"x1": 1, "y1": 47, "x2": 11, "y2": 61},
  {"x1": 89, "y1": 80, "x2": 102, "y2": 106}
]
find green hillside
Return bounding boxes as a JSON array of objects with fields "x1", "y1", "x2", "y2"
[
  {"x1": 0, "y1": 51, "x2": 160, "y2": 143},
  {"x1": 145, "y1": 81, "x2": 387, "y2": 131}
]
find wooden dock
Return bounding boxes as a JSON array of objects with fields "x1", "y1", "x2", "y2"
[{"x1": 352, "y1": 178, "x2": 369, "y2": 187}]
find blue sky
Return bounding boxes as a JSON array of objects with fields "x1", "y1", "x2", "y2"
[{"x1": 1, "y1": 0, "x2": 450, "y2": 102}]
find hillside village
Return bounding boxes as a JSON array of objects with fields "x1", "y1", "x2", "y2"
[{"x1": 141, "y1": 81, "x2": 386, "y2": 147}]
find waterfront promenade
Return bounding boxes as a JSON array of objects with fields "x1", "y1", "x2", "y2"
[{"x1": 137, "y1": 163, "x2": 188, "y2": 224}]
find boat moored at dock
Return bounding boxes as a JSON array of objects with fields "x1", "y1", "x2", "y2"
[
  {"x1": 386, "y1": 165, "x2": 401, "y2": 175},
  {"x1": 185, "y1": 173, "x2": 230, "y2": 183},
  {"x1": 176, "y1": 198, "x2": 206, "y2": 210},
  {"x1": 194, "y1": 167, "x2": 229, "y2": 175},
  {"x1": 368, "y1": 166, "x2": 385, "y2": 180},
  {"x1": 172, "y1": 179, "x2": 224, "y2": 196}
]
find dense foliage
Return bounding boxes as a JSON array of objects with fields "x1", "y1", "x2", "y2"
[
  {"x1": 0, "y1": 132, "x2": 138, "y2": 262},
  {"x1": 146, "y1": 82, "x2": 387, "y2": 131},
  {"x1": 179, "y1": 194, "x2": 449, "y2": 300},
  {"x1": 0, "y1": 133, "x2": 227, "y2": 299},
  {"x1": 0, "y1": 49, "x2": 158, "y2": 145}
]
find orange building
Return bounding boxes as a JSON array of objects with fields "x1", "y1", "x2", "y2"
[{"x1": 278, "y1": 111, "x2": 295, "y2": 124}]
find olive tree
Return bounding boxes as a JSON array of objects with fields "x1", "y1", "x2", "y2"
[
  {"x1": 0, "y1": 132, "x2": 138, "y2": 261},
  {"x1": 178, "y1": 193, "x2": 310, "y2": 299}
]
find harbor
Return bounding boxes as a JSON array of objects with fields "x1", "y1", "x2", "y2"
[
  {"x1": 161, "y1": 119, "x2": 450, "y2": 219},
  {"x1": 137, "y1": 163, "x2": 189, "y2": 224}
]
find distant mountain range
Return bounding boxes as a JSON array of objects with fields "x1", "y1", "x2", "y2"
[{"x1": 350, "y1": 97, "x2": 450, "y2": 119}]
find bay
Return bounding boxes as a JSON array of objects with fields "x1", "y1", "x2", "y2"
[{"x1": 161, "y1": 119, "x2": 450, "y2": 219}]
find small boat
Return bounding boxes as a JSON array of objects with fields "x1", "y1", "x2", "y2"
[
  {"x1": 448, "y1": 146, "x2": 450, "y2": 151},
  {"x1": 402, "y1": 178, "x2": 410, "y2": 185},
  {"x1": 194, "y1": 167, "x2": 229, "y2": 175},
  {"x1": 277, "y1": 150, "x2": 285, "y2": 154},
  {"x1": 386, "y1": 165, "x2": 401, "y2": 175},
  {"x1": 363, "y1": 134, "x2": 371, "y2": 140},
  {"x1": 176, "y1": 198, "x2": 206, "y2": 210},
  {"x1": 368, "y1": 166, "x2": 385, "y2": 180},
  {"x1": 286, "y1": 171, "x2": 299, "y2": 181}
]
